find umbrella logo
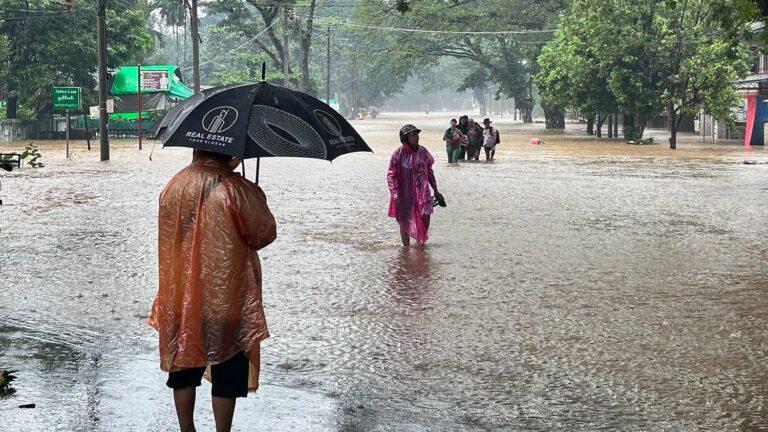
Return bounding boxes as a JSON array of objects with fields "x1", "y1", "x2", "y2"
[
  {"x1": 202, "y1": 106, "x2": 239, "y2": 134},
  {"x1": 248, "y1": 105, "x2": 328, "y2": 159},
  {"x1": 314, "y1": 109, "x2": 342, "y2": 136}
]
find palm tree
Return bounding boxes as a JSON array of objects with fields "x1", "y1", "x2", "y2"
[{"x1": 154, "y1": 0, "x2": 187, "y2": 65}]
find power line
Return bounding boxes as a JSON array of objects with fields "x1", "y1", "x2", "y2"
[
  {"x1": 0, "y1": 9, "x2": 93, "y2": 21},
  {"x1": 0, "y1": 0, "x2": 137, "y2": 16},
  {"x1": 198, "y1": 1, "x2": 371, "y2": 8},
  {"x1": 0, "y1": 8, "x2": 76, "y2": 12},
  {"x1": 164, "y1": 7, "x2": 556, "y2": 79},
  {"x1": 320, "y1": 20, "x2": 557, "y2": 35},
  {"x1": 308, "y1": 23, "x2": 552, "y2": 44},
  {"x1": 296, "y1": 16, "x2": 554, "y2": 44},
  {"x1": 289, "y1": 11, "x2": 555, "y2": 37},
  {"x1": 183, "y1": 19, "x2": 280, "y2": 71},
  {"x1": 109, "y1": 0, "x2": 141, "y2": 11}
]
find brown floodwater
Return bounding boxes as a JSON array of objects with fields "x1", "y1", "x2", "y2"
[{"x1": 1, "y1": 113, "x2": 768, "y2": 431}]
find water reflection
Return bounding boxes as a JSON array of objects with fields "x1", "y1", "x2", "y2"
[
  {"x1": 385, "y1": 247, "x2": 433, "y2": 308},
  {"x1": 0, "y1": 323, "x2": 106, "y2": 431}
]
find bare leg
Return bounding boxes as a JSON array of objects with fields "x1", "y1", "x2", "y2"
[
  {"x1": 212, "y1": 396, "x2": 237, "y2": 432},
  {"x1": 399, "y1": 223, "x2": 410, "y2": 246},
  {"x1": 173, "y1": 387, "x2": 197, "y2": 432},
  {"x1": 416, "y1": 215, "x2": 431, "y2": 246},
  {"x1": 490, "y1": 146, "x2": 496, "y2": 160}
]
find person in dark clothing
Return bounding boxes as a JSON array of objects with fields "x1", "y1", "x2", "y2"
[
  {"x1": 465, "y1": 118, "x2": 484, "y2": 161},
  {"x1": 457, "y1": 115, "x2": 469, "y2": 160}
]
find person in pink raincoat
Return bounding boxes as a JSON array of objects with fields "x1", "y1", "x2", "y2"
[{"x1": 387, "y1": 124, "x2": 444, "y2": 246}]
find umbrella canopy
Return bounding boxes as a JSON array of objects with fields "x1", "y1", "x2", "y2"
[{"x1": 155, "y1": 83, "x2": 372, "y2": 161}]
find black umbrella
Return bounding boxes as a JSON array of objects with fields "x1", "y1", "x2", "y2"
[{"x1": 154, "y1": 77, "x2": 372, "y2": 182}]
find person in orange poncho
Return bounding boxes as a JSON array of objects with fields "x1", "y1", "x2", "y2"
[{"x1": 148, "y1": 150, "x2": 276, "y2": 432}]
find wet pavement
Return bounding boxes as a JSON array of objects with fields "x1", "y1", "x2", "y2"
[{"x1": 1, "y1": 113, "x2": 768, "y2": 431}]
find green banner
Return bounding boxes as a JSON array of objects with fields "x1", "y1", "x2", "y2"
[{"x1": 52, "y1": 87, "x2": 81, "y2": 111}]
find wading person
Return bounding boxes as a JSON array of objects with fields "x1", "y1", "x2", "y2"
[
  {"x1": 483, "y1": 118, "x2": 500, "y2": 162},
  {"x1": 466, "y1": 118, "x2": 484, "y2": 161},
  {"x1": 458, "y1": 115, "x2": 469, "y2": 160},
  {"x1": 148, "y1": 149, "x2": 277, "y2": 432},
  {"x1": 388, "y1": 124, "x2": 444, "y2": 246},
  {"x1": 443, "y1": 118, "x2": 463, "y2": 165}
]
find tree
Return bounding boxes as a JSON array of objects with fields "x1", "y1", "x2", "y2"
[
  {"x1": 0, "y1": 0, "x2": 154, "y2": 118},
  {"x1": 0, "y1": 34, "x2": 8, "y2": 88},
  {"x1": 201, "y1": 26, "x2": 278, "y2": 85},
  {"x1": 536, "y1": 0, "x2": 750, "y2": 145},
  {"x1": 349, "y1": 0, "x2": 566, "y2": 125},
  {"x1": 536, "y1": 4, "x2": 619, "y2": 137},
  {"x1": 660, "y1": 0, "x2": 750, "y2": 148},
  {"x1": 203, "y1": 0, "x2": 318, "y2": 94},
  {"x1": 321, "y1": 0, "x2": 427, "y2": 117},
  {"x1": 153, "y1": 0, "x2": 187, "y2": 67},
  {"x1": 729, "y1": 0, "x2": 765, "y2": 41},
  {"x1": 455, "y1": 67, "x2": 491, "y2": 116}
]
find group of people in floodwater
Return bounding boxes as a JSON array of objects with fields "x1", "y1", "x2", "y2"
[{"x1": 442, "y1": 116, "x2": 500, "y2": 164}]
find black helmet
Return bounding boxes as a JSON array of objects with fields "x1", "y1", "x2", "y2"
[{"x1": 399, "y1": 124, "x2": 421, "y2": 141}]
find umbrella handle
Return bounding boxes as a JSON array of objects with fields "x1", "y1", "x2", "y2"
[
  {"x1": 256, "y1": 157, "x2": 260, "y2": 186},
  {"x1": 261, "y1": 62, "x2": 266, "y2": 82}
]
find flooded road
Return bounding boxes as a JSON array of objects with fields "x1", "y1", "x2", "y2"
[{"x1": 1, "y1": 113, "x2": 768, "y2": 431}]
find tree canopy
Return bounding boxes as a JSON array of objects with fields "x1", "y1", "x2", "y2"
[
  {"x1": 347, "y1": 0, "x2": 565, "y2": 123},
  {"x1": 536, "y1": 0, "x2": 750, "y2": 146},
  {"x1": 0, "y1": 0, "x2": 154, "y2": 118}
]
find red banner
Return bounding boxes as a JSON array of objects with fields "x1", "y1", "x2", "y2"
[{"x1": 745, "y1": 95, "x2": 756, "y2": 147}]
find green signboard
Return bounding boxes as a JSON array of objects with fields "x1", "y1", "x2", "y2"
[{"x1": 52, "y1": 86, "x2": 81, "y2": 111}]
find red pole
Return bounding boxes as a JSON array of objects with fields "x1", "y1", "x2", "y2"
[{"x1": 138, "y1": 64, "x2": 143, "y2": 150}]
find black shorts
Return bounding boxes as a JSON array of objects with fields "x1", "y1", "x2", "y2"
[{"x1": 166, "y1": 351, "x2": 249, "y2": 398}]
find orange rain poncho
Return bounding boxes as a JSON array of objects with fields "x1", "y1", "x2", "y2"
[{"x1": 148, "y1": 153, "x2": 277, "y2": 391}]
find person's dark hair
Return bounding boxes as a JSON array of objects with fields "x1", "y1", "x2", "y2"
[
  {"x1": 450, "y1": 118, "x2": 457, "y2": 123},
  {"x1": 459, "y1": 115, "x2": 470, "y2": 132},
  {"x1": 195, "y1": 150, "x2": 236, "y2": 164}
]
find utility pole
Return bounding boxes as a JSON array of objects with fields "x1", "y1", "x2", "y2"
[
  {"x1": 326, "y1": 25, "x2": 331, "y2": 104},
  {"x1": 283, "y1": 5, "x2": 289, "y2": 87},
  {"x1": 137, "y1": 64, "x2": 143, "y2": 150},
  {"x1": 97, "y1": 0, "x2": 109, "y2": 161},
  {"x1": 528, "y1": 74, "x2": 533, "y2": 122},
  {"x1": 65, "y1": 110, "x2": 70, "y2": 159},
  {"x1": 191, "y1": 0, "x2": 200, "y2": 92}
]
